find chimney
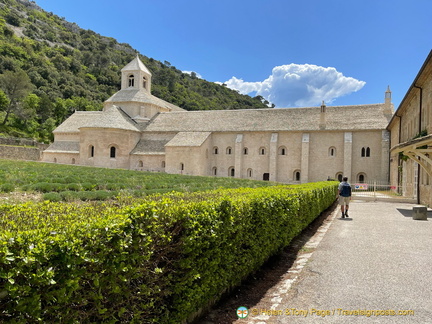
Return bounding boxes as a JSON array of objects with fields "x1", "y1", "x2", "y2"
[
  {"x1": 384, "y1": 85, "x2": 394, "y2": 114},
  {"x1": 319, "y1": 100, "x2": 326, "y2": 129}
]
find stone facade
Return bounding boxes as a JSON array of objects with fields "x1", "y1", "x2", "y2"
[
  {"x1": 43, "y1": 55, "x2": 395, "y2": 185},
  {"x1": 388, "y1": 50, "x2": 432, "y2": 206}
]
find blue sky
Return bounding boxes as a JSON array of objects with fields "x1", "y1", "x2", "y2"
[{"x1": 35, "y1": 0, "x2": 431, "y2": 108}]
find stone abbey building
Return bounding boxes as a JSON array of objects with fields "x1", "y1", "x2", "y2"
[{"x1": 43, "y1": 55, "x2": 395, "y2": 185}]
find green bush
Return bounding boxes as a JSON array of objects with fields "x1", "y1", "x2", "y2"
[
  {"x1": 0, "y1": 182, "x2": 338, "y2": 323},
  {"x1": 42, "y1": 192, "x2": 62, "y2": 202},
  {"x1": 0, "y1": 184, "x2": 14, "y2": 193}
]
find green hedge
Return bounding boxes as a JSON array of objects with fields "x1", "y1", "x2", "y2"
[{"x1": 0, "y1": 182, "x2": 337, "y2": 323}]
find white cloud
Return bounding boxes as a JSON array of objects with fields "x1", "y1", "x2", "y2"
[
  {"x1": 183, "y1": 70, "x2": 202, "y2": 79},
  {"x1": 222, "y1": 64, "x2": 366, "y2": 108}
]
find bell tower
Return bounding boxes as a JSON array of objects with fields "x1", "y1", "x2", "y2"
[{"x1": 120, "y1": 54, "x2": 152, "y2": 93}]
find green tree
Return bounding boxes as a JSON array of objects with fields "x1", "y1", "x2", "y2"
[{"x1": 0, "y1": 70, "x2": 34, "y2": 125}]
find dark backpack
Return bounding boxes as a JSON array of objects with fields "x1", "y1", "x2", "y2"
[{"x1": 340, "y1": 183, "x2": 351, "y2": 197}]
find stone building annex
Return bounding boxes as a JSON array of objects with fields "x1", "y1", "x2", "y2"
[{"x1": 43, "y1": 55, "x2": 394, "y2": 185}]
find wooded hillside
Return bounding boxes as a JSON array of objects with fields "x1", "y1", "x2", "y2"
[{"x1": 0, "y1": 0, "x2": 269, "y2": 142}]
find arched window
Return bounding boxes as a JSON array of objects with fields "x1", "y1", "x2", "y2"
[
  {"x1": 226, "y1": 147, "x2": 232, "y2": 155},
  {"x1": 357, "y1": 173, "x2": 366, "y2": 183},
  {"x1": 243, "y1": 147, "x2": 248, "y2": 155},
  {"x1": 278, "y1": 146, "x2": 287, "y2": 155},
  {"x1": 336, "y1": 173, "x2": 343, "y2": 182},
  {"x1": 361, "y1": 147, "x2": 371, "y2": 157},
  {"x1": 247, "y1": 168, "x2": 253, "y2": 177},
  {"x1": 180, "y1": 163, "x2": 184, "y2": 171},
  {"x1": 294, "y1": 170, "x2": 301, "y2": 182},
  {"x1": 213, "y1": 147, "x2": 218, "y2": 154},
  {"x1": 110, "y1": 146, "x2": 116, "y2": 158},
  {"x1": 212, "y1": 167, "x2": 217, "y2": 176},
  {"x1": 259, "y1": 147, "x2": 266, "y2": 155},
  {"x1": 128, "y1": 74, "x2": 135, "y2": 87},
  {"x1": 89, "y1": 145, "x2": 94, "y2": 158},
  {"x1": 143, "y1": 76, "x2": 147, "y2": 89},
  {"x1": 138, "y1": 160, "x2": 143, "y2": 167},
  {"x1": 329, "y1": 146, "x2": 336, "y2": 157},
  {"x1": 229, "y1": 167, "x2": 235, "y2": 177}
]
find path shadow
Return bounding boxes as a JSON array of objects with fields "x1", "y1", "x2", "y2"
[{"x1": 194, "y1": 202, "x2": 338, "y2": 324}]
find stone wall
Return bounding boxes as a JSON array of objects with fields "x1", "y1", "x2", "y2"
[{"x1": 0, "y1": 137, "x2": 49, "y2": 161}]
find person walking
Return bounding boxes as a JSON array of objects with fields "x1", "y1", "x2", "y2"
[{"x1": 338, "y1": 177, "x2": 352, "y2": 218}]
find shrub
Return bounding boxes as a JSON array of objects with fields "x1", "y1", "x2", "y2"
[
  {"x1": 0, "y1": 184, "x2": 14, "y2": 193},
  {"x1": 0, "y1": 182, "x2": 338, "y2": 323},
  {"x1": 42, "y1": 192, "x2": 62, "y2": 202}
]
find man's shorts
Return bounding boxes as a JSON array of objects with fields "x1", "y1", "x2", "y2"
[{"x1": 338, "y1": 196, "x2": 350, "y2": 205}]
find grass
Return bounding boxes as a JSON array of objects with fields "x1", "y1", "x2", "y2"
[{"x1": 0, "y1": 159, "x2": 277, "y2": 202}]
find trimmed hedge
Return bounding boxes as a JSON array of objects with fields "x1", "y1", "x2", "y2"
[{"x1": 0, "y1": 182, "x2": 337, "y2": 323}]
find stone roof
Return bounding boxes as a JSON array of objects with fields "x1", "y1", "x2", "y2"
[
  {"x1": 144, "y1": 104, "x2": 391, "y2": 133},
  {"x1": 53, "y1": 106, "x2": 140, "y2": 133},
  {"x1": 165, "y1": 132, "x2": 212, "y2": 147},
  {"x1": 105, "y1": 89, "x2": 185, "y2": 112},
  {"x1": 44, "y1": 141, "x2": 79, "y2": 153},
  {"x1": 130, "y1": 139, "x2": 169, "y2": 155},
  {"x1": 121, "y1": 55, "x2": 152, "y2": 75}
]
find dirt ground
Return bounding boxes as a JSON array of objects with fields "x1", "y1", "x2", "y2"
[{"x1": 194, "y1": 203, "x2": 337, "y2": 324}]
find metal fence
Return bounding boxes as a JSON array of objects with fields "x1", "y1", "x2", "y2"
[{"x1": 351, "y1": 181, "x2": 416, "y2": 203}]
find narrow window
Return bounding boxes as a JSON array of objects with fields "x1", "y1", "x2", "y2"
[
  {"x1": 366, "y1": 147, "x2": 370, "y2": 157},
  {"x1": 128, "y1": 74, "x2": 135, "y2": 87},
  {"x1": 226, "y1": 147, "x2": 232, "y2": 155},
  {"x1": 213, "y1": 147, "x2": 218, "y2": 154},
  {"x1": 361, "y1": 147, "x2": 366, "y2": 157},
  {"x1": 329, "y1": 147, "x2": 336, "y2": 157},
  {"x1": 244, "y1": 147, "x2": 248, "y2": 155},
  {"x1": 143, "y1": 76, "x2": 147, "y2": 89},
  {"x1": 259, "y1": 147, "x2": 266, "y2": 155},
  {"x1": 180, "y1": 163, "x2": 184, "y2": 171},
  {"x1": 138, "y1": 161, "x2": 143, "y2": 167},
  {"x1": 229, "y1": 167, "x2": 235, "y2": 177},
  {"x1": 212, "y1": 167, "x2": 217, "y2": 176},
  {"x1": 110, "y1": 146, "x2": 116, "y2": 158},
  {"x1": 294, "y1": 171, "x2": 301, "y2": 181},
  {"x1": 162, "y1": 161, "x2": 165, "y2": 168},
  {"x1": 71, "y1": 158, "x2": 75, "y2": 165},
  {"x1": 89, "y1": 145, "x2": 94, "y2": 158},
  {"x1": 247, "y1": 168, "x2": 253, "y2": 177}
]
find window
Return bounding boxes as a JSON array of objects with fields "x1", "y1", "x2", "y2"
[
  {"x1": 212, "y1": 167, "x2": 217, "y2": 176},
  {"x1": 110, "y1": 146, "x2": 116, "y2": 158},
  {"x1": 247, "y1": 168, "x2": 253, "y2": 177},
  {"x1": 294, "y1": 170, "x2": 301, "y2": 181},
  {"x1": 263, "y1": 173, "x2": 270, "y2": 181},
  {"x1": 259, "y1": 147, "x2": 266, "y2": 155},
  {"x1": 213, "y1": 147, "x2": 218, "y2": 154},
  {"x1": 278, "y1": 146, "x2": 287, "y2": 155},
  {"x1": 226, "y1": 147, "x2": 232, "y2": 155},
  {"x1": 243, "y1": 147, "x2": 248, "y2": 155},
  {"x1": 361, "y1": 147, "x2": 370, "y2": 157},
  {"x1": 329, "y1": 146, "x2": 336, "y2": 157},
  {"x1": 128, "y1": 74, "x2": 135, "y2": 87},
  {"x1": 162, "y1": 161, "x2": 165, "y2": 168},
  {"x1": 336, "y1": 173, "x2": 343, "y2": 182},
  {"x1": 71, "y1": 158, "x2": 75, "y2": 165},
  {"x1": 143, "y1": 76, "x2": 147, "y2": 89},
  {"x1": 229, "y1": 167, "x2": 235, "y2": 177},
  {"x1": 89, "y1": 145, "x2": 94, "y2": 158},
  {"x1": 357, "y1": 173, "x2": 366, "y2": 183},
  {"x1": 180, "y1": 163, "x2": 184, "y2": 171},
  {"x1": 138, "y1": 160, "x2": 143, "y2": 167}
]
